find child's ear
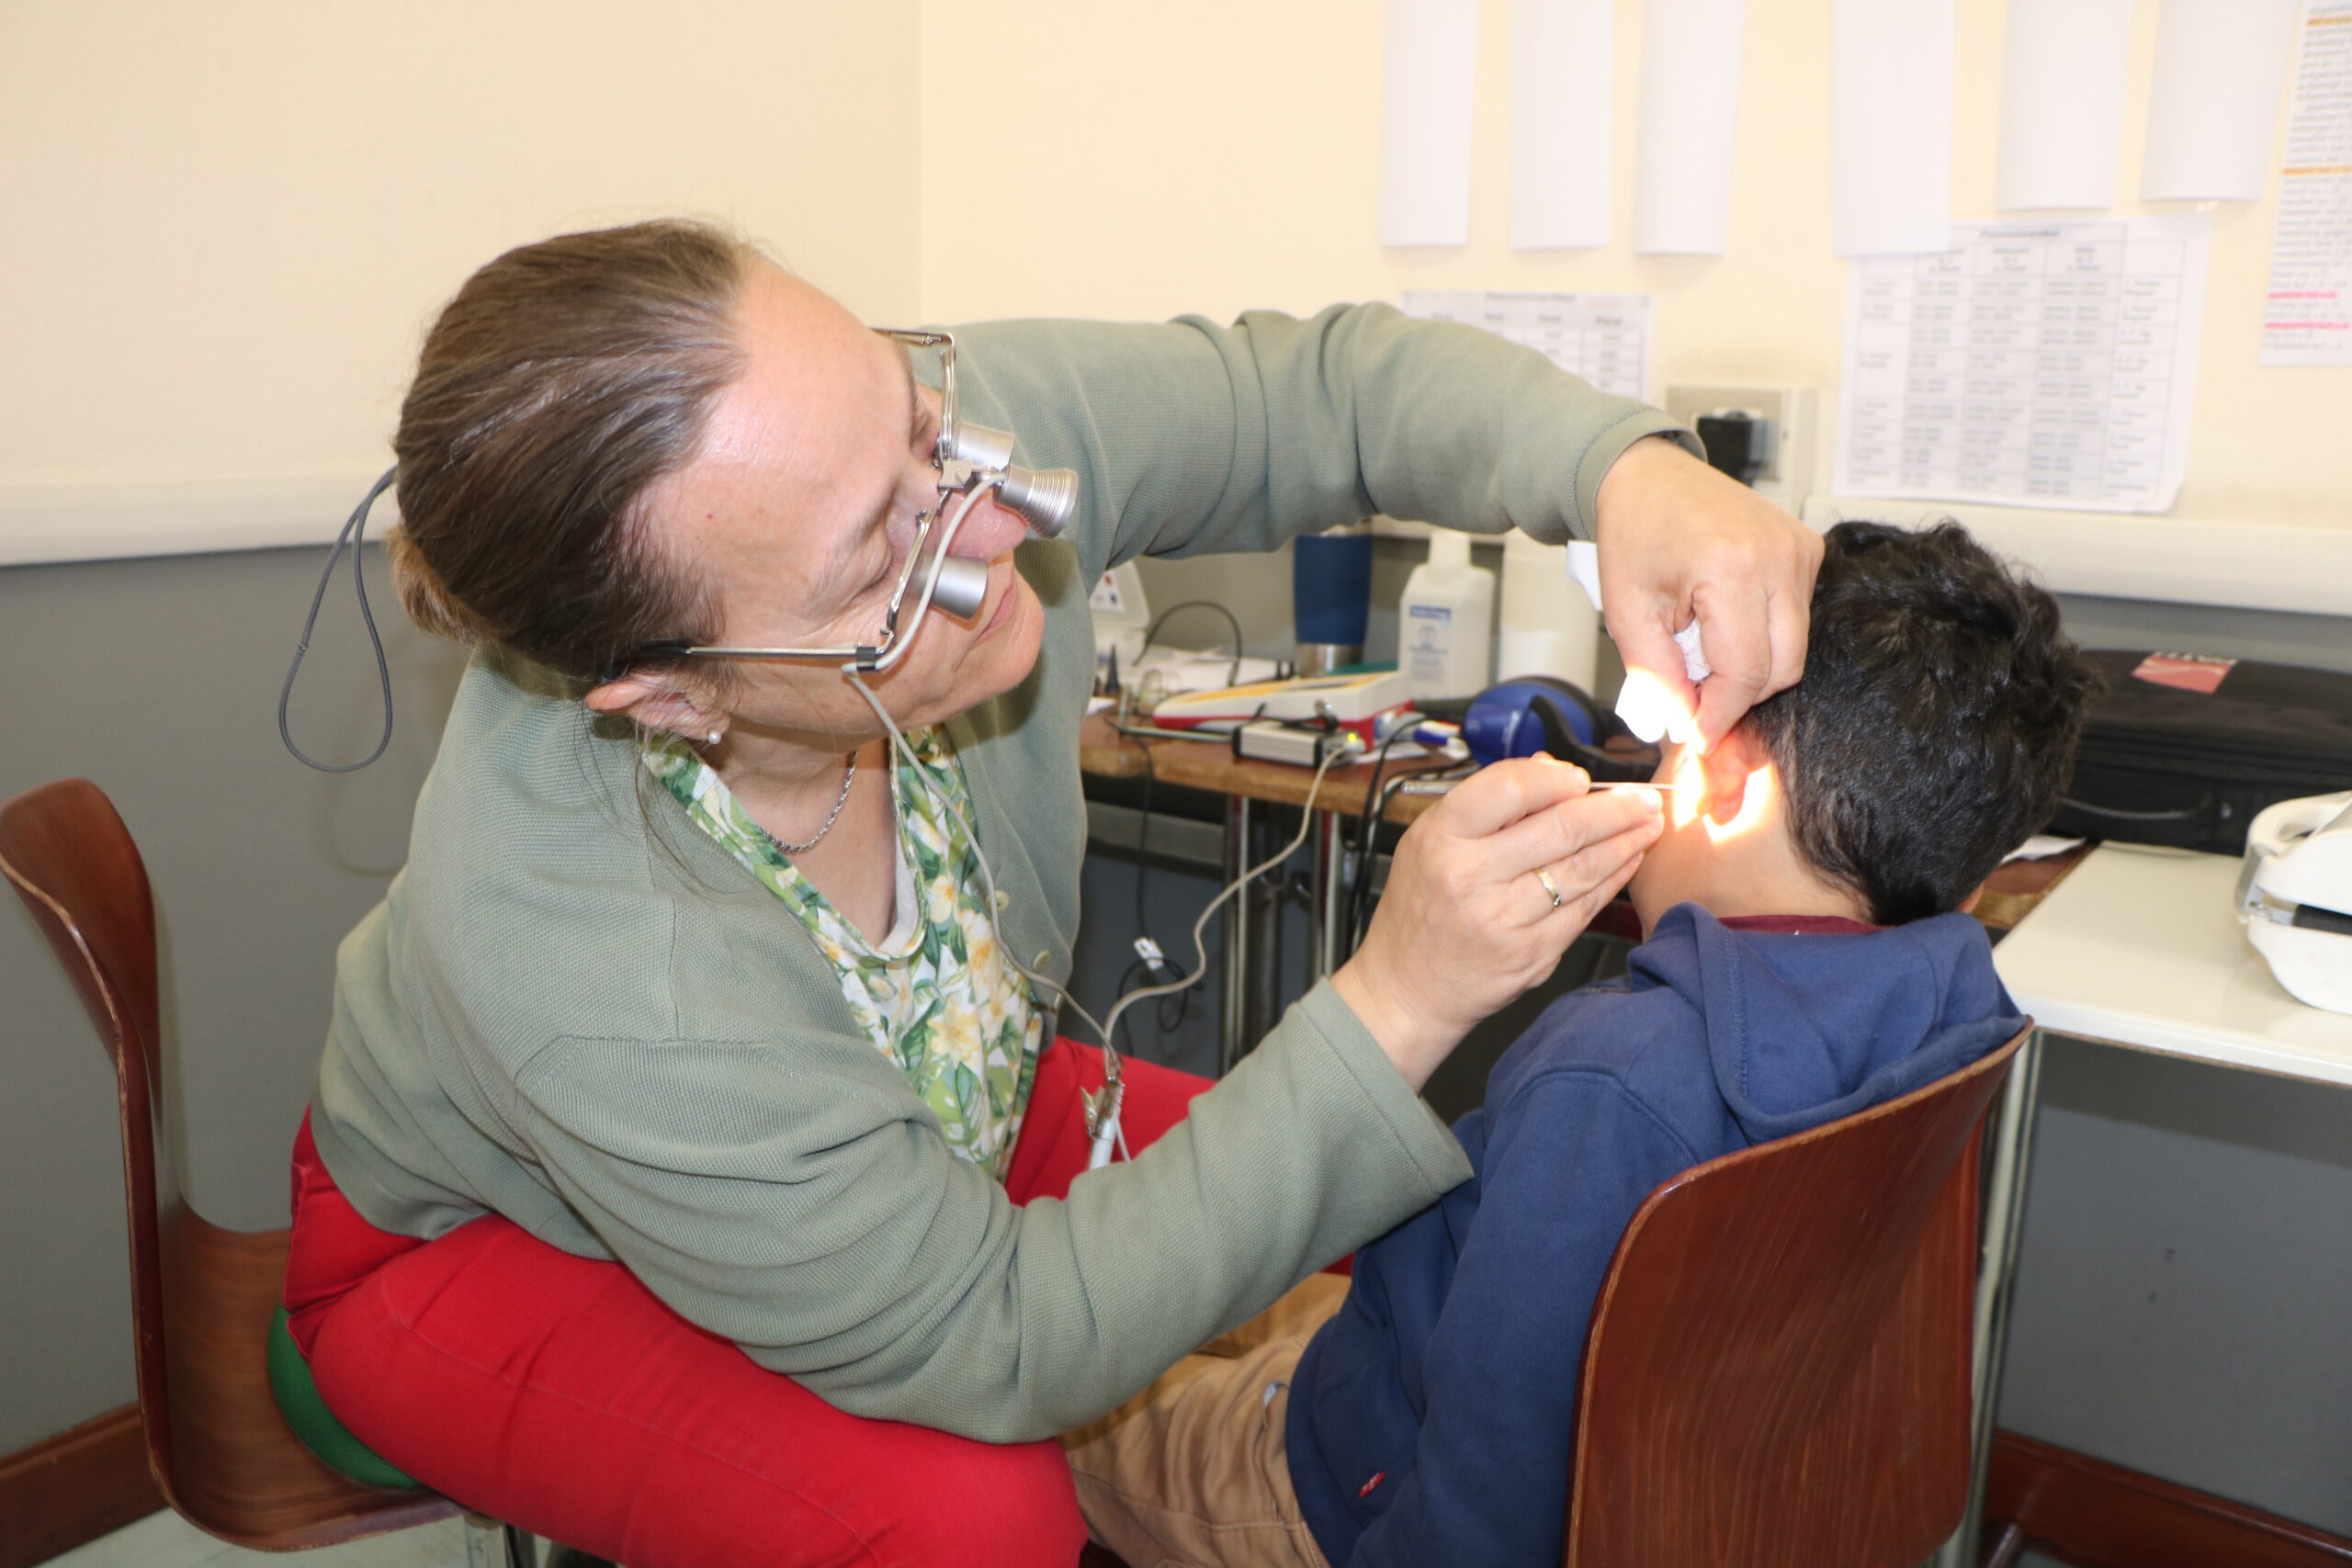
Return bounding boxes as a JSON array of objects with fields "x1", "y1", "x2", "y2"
[{"x1": 1699, "y1": 724, "x2": 1766, "y2": 827}]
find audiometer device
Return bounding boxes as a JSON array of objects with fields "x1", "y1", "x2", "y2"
[{"x1": 2235, "y1": 789, "x2": 2352, "y2": 1016}]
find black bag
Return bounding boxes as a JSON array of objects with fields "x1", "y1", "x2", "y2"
[{"x1": 2048, "y1": 651, "x2": 2352, "y2": 854}]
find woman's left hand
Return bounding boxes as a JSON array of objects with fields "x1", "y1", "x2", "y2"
[{"x1": 1331, "y1": 758, "x2": 1664, "y2": 1090}]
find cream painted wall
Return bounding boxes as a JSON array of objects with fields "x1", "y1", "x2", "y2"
[
  {"x1": 919, "y1": 0, "x2": 2346, "y2": 531},
  {"x1": 2, "y1": 2, "x2": 2339, "y2": 546},
  {"x1": 0, "y1": 0, "x2": 921, "y2": 489}
]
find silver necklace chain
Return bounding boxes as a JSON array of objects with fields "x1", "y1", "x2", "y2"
[{"x1": 757, "y1": 750, "x2": 859, "y2": 856}]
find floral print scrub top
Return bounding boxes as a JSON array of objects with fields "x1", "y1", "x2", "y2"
[{"x1": 642, "y1": 728, "x2": 1044, "y2": 1177}]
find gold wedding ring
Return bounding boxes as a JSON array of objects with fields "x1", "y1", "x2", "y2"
[{"x1": 1534, "y1": 867, "x2": 1565, "y2": 910}]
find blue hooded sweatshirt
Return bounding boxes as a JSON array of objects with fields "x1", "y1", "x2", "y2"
[{"x1": 1285, "y1": 902, "x2": 2024, "y2": 1568}]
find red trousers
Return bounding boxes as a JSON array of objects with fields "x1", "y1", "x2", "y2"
[{"x1": 285, "y1": 1041, "x2": 1211, "y2": 1568}]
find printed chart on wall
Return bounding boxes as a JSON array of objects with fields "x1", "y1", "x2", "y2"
[
  {"x1": 2263, "y1": 0, "x2": 2352, "y2": 368},
  {"x1": 1404, "y1": 291, "x2": 1653, "y2": 401},
  {"x1": 1835, "y1": 218, "x2": 2211, "y2": 513}
]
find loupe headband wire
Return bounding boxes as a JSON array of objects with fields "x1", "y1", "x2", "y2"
[{"x1": 281, "y1": 465, "x2": 399, "y2": 773}]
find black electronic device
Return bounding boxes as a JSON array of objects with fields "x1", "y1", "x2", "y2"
[{"x1": 2049, "y1": 651, "x2": 2352, "y2": 854}]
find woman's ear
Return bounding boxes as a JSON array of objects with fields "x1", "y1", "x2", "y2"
[{"x1": 585, "y1": 671, "x2": 726, "y2": 743}]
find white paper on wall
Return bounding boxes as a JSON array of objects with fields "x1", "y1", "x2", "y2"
[
  {"x1": 1378, "y1": 0, "x2": 1482, "y2": 247},
  {"x1": 1995, "y1": 0, "x2": 2133, "y2": 212},
  {"x1": 2263, "y1": 1, "x2": 2352, "y2": 367},
  {"x1": 1835, "y1": 217, "x2": 2213, "y2": 513},
  {"x1": 1511, "y1": 0, "x2": 1614, "y2": 250},
  {"x1": 1632, "y1": 0, "x2": 1746, "y2": 255},
  {"x1": 1405, "y1": 289, "x2": 1654, "y2": 401},
  {"x1": 1831, "y1": 0, "x2": 1956, "y2": 256},
  {"x1": 2142, "y1": 0, "x2": 2299, "y2": 202}
]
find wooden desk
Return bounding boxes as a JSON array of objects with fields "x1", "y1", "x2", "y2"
[
  {"x1": 1077, "y1": 712, "x2": 1446, "y2": 823},
  {"x1": 1078, "y1": 711, "x2": 2088, "y2": 1065}
]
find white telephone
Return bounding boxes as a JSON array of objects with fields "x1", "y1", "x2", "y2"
[{"x1": 2235, "y1": 789, "x2": 2352, "y2": 1016}]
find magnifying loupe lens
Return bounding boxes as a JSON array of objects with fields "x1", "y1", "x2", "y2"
[
  {"x1": 929, "y1": 555, "x2": 991, "y2": 619},
  {"x1": 998, "y1": 465, "x2": 1079, "y2": 538},
  {"x1": 950, "y1": 422, "x2": 1016, "y2": 472}
]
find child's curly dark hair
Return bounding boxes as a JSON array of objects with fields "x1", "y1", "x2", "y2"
[{"x1": 1744, "y1": 521, "x2": 2100, "y2": 926}]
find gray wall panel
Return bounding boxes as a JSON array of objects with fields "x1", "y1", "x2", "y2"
[
  {"x1": 0, "y1": 542, "x2": 461, "y2": 1453},
  {"x1": 1995, "y1": 1038, "x2": 2352, "y2": 1535}
]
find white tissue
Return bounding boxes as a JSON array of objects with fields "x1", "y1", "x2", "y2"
[
  {"x1": 1564, "y1": 540, "x2": 1709, "y2": 742},
  {"x1": 1671, "y1": 621, "x2": 1712, "y2": 683}
]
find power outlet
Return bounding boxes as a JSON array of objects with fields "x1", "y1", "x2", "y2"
[{"x1": 1661, "y1": 385, "x2": 1816, "y2": 513}]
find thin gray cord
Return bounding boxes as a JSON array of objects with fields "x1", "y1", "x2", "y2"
[
  {"x1": 1139, "y1": 600, "x2": 1249, "y2": 685},
  {"x1": 280, "y1": 467, "x2": 398, "y2": 772},
  {"x1": 841, "y1": 669, "x2": 1341, "y2": 1144}
]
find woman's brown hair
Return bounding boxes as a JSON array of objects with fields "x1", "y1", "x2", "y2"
[{"x1": 389, "y1": 220, "x2": 754, "y2": 682}]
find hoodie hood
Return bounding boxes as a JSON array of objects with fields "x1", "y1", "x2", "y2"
[{"x1": 1626, "y1": 901, "x2": 2024, "y2": 1144}]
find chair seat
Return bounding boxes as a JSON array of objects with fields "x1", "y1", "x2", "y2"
[{"x1": 161, "y1": 1212, "x2": 457, "y2": 1549}]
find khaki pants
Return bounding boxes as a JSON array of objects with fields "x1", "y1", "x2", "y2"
[{"x1": 1061, "y1": 1274, "x2": 1350, "y2": 1568}]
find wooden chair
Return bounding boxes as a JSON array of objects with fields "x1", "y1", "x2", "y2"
[
  {"x1": 1078, "y1": 1031, "x2": 2025, "y2": 1568},
  {"x1": 1, "y1": 778, "x2": 532, "y2": 1565},
  {"x1": 1563, "y1": 1024, "x2": 2027, "y2": 1567}
]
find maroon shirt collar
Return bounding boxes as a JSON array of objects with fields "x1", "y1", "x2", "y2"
[{"x1": 1717, "y1": 913, "x2": 1884, "y2": 936}]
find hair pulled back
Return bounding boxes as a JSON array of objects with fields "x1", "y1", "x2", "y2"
[{"x1": 389, "y1": 220, "x2": 755, "y2": 682}]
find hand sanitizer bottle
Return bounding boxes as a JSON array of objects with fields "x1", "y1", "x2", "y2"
[{"x1": 1398, "y1": 530, "x2": 1495, "y2": 701}]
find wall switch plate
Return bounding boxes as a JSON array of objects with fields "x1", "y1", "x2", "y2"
[{"x1": 1661, "y1": 385, "x2": 1817, "y2": 514}]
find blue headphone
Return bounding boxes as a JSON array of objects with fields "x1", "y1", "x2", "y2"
[{"x1": 1460, "y1": 677, "x2": 1659, "y2": 781}]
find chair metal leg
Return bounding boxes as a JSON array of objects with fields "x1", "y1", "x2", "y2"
[
  {"x1": 1929, "y1": 1029, "x2": 2046, "y2": 1568},
  {"x1": 464, "y1": 1512, "x2": 539, "y2": 1568}
]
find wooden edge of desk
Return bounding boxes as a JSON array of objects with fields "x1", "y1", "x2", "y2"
[
  {"x1": 1987, "y1": 1428, "x2": 2352, "y2": 1568},
  {"x1": 1079, "y1": 713, "x2": 1448, "y2": 824},
  {"x1": 1973, "y1": 844, "x2": 2092, "y2": 932}
]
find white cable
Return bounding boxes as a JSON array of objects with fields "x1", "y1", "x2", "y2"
[
  {"x1": 1091, "y1": 747, "x2": 1340, "y2": 1048},
  {"x1": 842, "y1": 668, "x2": 1342, "y2": 1169},
  {"x1": 871, "y1": 482, "x2": 995, "y2": 674}
]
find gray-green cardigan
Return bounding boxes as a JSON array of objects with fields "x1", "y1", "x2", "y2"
[{"x1": 311, "y1": 302, "x2": 1690, "y2": 1443}]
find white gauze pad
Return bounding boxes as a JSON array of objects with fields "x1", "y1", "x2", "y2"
[{"x1": 1564, "y1": 541, "x2": 1707, "y2": 743}]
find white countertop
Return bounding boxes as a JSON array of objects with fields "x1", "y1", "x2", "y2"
[{"x1": 1993, "y1": 842, "x2": 2352, "y2": 1089}]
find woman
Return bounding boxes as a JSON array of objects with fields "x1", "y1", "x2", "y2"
[{"x1": 273, "y1": 220, "x2": 1818, "y2": 1566}]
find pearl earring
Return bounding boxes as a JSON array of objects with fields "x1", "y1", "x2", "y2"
[{"x1": 707, "y1": 731, "x2": 722, "y2": 745}]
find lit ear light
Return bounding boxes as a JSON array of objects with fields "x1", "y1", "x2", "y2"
[{"x1": 1665, "y1": 745, "x2": 1778, "y2": 843}]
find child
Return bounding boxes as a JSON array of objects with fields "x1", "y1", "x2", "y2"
[{"x1": 1061, "y1": 520, "x2": 2097, "y2": 1568}]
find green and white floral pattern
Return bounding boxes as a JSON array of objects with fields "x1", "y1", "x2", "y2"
[{"x1": 642, "y1": 728, "x2": 1042, "y2": 1177}]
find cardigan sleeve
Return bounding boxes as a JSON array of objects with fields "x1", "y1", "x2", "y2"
[{"x1": 955, "y1": 303, "x2": 1698, "y2": 583}]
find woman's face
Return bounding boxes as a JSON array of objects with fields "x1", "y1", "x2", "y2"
[{"x1": 640, "y1": 264, "x2": 1046, "y2": 740}]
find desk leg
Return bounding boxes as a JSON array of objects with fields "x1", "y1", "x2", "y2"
[
  {"x1": 1219, "y1": 795, "x2": 1251, "y2": 1076},
  {"x1": 1311, "y1": 812, "x2": 1346, "y2": 979},
  {"x1": 1934, "y1": 1028, "x2": 2046, "y2": 1568},
  {"x1": 1240, "y1": 807, "x2": 1283, "y2": 1055}
]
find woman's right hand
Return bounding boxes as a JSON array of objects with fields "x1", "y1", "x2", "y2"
[{"x1": 1331, "y1": 759, "x2": 1665, "y2": 1090}]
